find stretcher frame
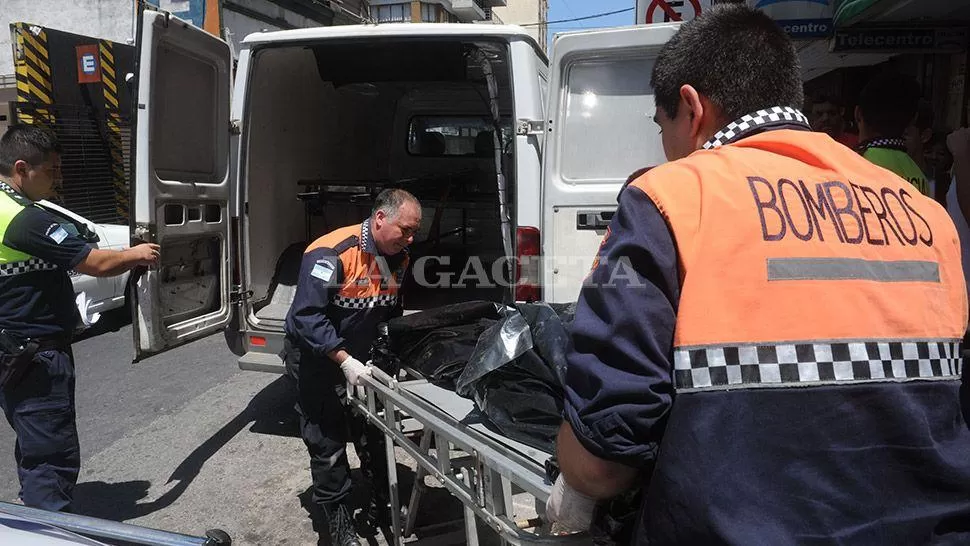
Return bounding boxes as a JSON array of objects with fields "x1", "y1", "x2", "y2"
[
  {"x1": 351, "y1": 367, "x2": 588, "y2": 546},
  {"x1": 0, "y1": 501, "x2": 230, "y2": 545}
]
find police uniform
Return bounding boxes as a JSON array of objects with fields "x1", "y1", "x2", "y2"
[
  {"x1": 0, "y1": 180, "x2": 91, "y2": 512},
  {"x1": 565, "y1": 107, "x2": 970, "y2": 544},
  {"x1": 284, "y1": 219, "x2": 408, "y2": 513},
  {"x1": 859, "y1": 137, "x2": 931, "y2": 197}
]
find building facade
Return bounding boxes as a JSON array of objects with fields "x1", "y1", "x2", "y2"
[
  {"x1": 490, "y1": 0, "x2": 547, "y2": 53},
  {"x1": 366, "y1": 0, "x2": 508, "y2": 24}
]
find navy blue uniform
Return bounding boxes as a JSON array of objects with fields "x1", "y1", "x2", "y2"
[
  {"x1": 284, "y1": 220, "x2": 406, "y2": 510},
  {"x1": 0, "y1": 181, "x2": 90, "y2": 512},
  {"x1": 563, "y1": 120, "x2": 970, "y2": 544}
]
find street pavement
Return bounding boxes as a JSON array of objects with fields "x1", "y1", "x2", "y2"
[{"x1": 0, "y1": 311, "x2": 473, "y2": 545}]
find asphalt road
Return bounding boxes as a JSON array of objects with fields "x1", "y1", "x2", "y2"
[{"x1": 0, "y1": 311, "x2": 475, "y2": 545}]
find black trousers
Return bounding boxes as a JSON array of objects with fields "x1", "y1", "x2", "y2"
[
  {"x1": 285, "y1": 337, "x2": 388, "y2": 508},
  {"x1": 0, "y1": 347, "x2": 80, "y2": 512}
]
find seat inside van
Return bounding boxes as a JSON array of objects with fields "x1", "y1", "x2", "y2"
[{"x1": 241, "y1": 37, "x2": 516, "y2": 325}]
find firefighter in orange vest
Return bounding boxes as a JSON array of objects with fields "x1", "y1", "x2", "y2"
[
  {"x1": 546, "y1": 5, "x2": 970, "y2": 544},
  {"x1": 284, "y1": 189, "x2": 421, "y2": 546}
]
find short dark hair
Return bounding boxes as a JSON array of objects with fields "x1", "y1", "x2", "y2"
[
  {"x1": 651, "y1": 4, "x2": 803, "y2": 122},
  {"x1": 0, "y1": 125, "x2": 61, "y2": 177},
  {"x1": 858, "y1": 71, "x2": 920, "y2": 137},
  {"x1": 373, "y1": 188, "x2": 420, "y2": 220}
]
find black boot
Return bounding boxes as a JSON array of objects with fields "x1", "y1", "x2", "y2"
[{"x1": 324, "y1": 503, "x2": 361, "y2": 546}]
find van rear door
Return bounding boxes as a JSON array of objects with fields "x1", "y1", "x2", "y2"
[
  {"x1": 541, "y1": 24, "x2": 679, "y2": 303},
  {"x1": 130, "y1": 9, "x2": 233, "y2": 359}
]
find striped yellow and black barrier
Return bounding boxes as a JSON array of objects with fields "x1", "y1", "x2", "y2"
[
  {"x1": 12, "y1": 23, "x2": 54, "y2": 126},
  {"x1": 100, "y1": 39, "x2": 128, "y2": 222}
]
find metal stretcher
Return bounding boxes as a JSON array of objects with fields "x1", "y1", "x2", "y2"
[
  {"x1": 351, "y1": 367, "x2": 588, "y2": 546},
  {"x1": 0, "y1": 501, "x2": 230, "y2": 545}
]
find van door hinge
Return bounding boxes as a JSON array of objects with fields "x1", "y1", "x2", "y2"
[
  {"x1": 230, "y1": 287, "x2": 252, "y2": 304},
  {"x1": 230, "y1": 120, "x2": 241, "y2": 135},
  {"x1": 516, "y1": 119, "x2": 545, "y2": 136}
]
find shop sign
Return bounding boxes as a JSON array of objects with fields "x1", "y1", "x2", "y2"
[
  {"x1": 832, "y1": 27, "x2": 969, "y2": 53},
  {"x1": 752, "y1": 0, "x2": 834, "y2": 39}
]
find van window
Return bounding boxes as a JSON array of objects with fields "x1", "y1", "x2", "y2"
[
  {"x1": 559, "y1": 57, "x2": 665, "y2": 183},
  {"x1": 152, "y1": 43, "x2": 221, "y2": 182},
  {"x1": 408, "y1": 116, "x2": 512, "y2": 157}
]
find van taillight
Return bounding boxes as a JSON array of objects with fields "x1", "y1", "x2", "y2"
[{"x1": 515, "y1": 226, "x2": 541, "y2": 302}]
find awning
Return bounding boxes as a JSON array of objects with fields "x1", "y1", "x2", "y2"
[
  {"x1": 833, "y1": 0, "x2": 881, "y2": 27},
  {"x1": 797, "y1": 39, "x2": 893, "y2": 81},
  {"x1": 835, "y1": 0, "x2": 970, "y2": 27}
]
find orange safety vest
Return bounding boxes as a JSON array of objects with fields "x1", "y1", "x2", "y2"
[
  {"x1": 630, "y1": 125, "x2": 967, "y2": 391},
  {"x1": 305, "y1": 221, "x2": 407, "y2": 309}
]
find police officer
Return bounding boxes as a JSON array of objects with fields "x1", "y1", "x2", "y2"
[
  {"x1": 856, "y1": 71, "x2": 931, "y2": 196},
  {"x1": 0, "y1": 125, "x2": 159, "y2": 512},
  {"x1": 284, "y1": 189, "x2": 421, "y2": 546},
  {"x1": 546, "y1": 5, "x2": 970, "y2": 543}
]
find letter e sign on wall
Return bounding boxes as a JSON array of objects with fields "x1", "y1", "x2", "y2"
[{"x1": 76, "y1": 44, "x2": 101, "y2": 84}]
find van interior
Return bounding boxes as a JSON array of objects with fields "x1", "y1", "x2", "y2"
[{"x1": 241, "y1": 39, "x2": 516, "y2": 328}]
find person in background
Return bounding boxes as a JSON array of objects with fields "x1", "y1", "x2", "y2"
[
  {"x1": 809, "y1": 94, "x2": 858, "y2": 148},
  {"x1": 856, "y1": 71, "x2": 931, "y2": 197},
  {"x1": 0, "y1": 125, "x2": 159, "y2": 511},
  {"x1": 905, "y1": 99, "x2": 938, "y2": 199}
]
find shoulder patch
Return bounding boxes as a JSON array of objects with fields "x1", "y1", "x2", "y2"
[
  {"x1": 332, "y1": 235, "x2": 359, "y2": 256},
  {"x1": 310, "y1": 259, "x2": 336, "y2": 282},
  {"x1": 46, "y1": 223, "x2": 69, "y2": 244}
]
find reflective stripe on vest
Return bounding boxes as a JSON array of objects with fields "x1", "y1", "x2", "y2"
[
  {"x1": 628, "y1": 108, "x2": 967, "y2": 392},
  {"x1": 0, "y1": 181, "x2": 55, "y2": 275},
  {"x1": 674, "y1": 339, "x2": 962, "y2": 392},
  {"x1": 332, "y1": 294, "x2": 399, "y2": 309}
]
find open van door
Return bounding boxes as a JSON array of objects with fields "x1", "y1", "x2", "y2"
[
  {"x1": 130, "y1": 9, "x2": 233, "y2": 360},
  {"x1": 541, "y1": 24, "x2": 679, "y2": 303}
]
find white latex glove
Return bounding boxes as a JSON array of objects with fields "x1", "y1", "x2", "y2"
[
  {"x1": 75, "y1": 292, "x2": 101, "y2": 328},
  {"x1": 545, "y1": 474, "x2": 596, "y2": 535},
  {"x1": 339, "y1": 355, "x2": 371, "y2": 386}
]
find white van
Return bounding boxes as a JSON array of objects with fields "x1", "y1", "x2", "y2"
[{"x1": 129, "y1": 9, "x2": 677, "y2": 367}]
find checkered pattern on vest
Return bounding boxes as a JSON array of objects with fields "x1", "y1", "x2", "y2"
[
  {"x1": 675, "y1": 340, "x2": 963, "y2": 392},
  {"x1": 0, "y1": 182, "x2": 57, "y2": 276},
  {"x1": 331, "y1": 294, "x2": 399, "y2": 309},
  {"x1": 0, "y1": 257, "x2": 58, "y2": 277},
  {"x1": 703, "y1": 106, "x2": 811, "y2": 150}
]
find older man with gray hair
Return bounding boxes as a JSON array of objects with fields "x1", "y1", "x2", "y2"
[{"x1": 284, "y1": 188, "x2": 421, "y2": 545}]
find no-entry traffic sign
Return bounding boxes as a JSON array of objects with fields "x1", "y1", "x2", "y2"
[{"x1": 637, "y1": 0, "x2": 711, "y2": 24}]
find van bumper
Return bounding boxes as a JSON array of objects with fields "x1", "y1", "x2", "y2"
[{"x1": 236, "y1": 328, "x2": 286, "y2": 374}]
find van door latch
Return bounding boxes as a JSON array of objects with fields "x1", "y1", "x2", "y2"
[
  {"x1": 576, "y1": 210, "x2": 614, "y2": 230},
  {"x1": 230, "y1": 288, "x2": 253, "y2": 304},
  {"x1": 516, "y1": 119, "x2": 545, "y2": 136}
]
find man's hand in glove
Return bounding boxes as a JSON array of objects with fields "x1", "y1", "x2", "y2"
[
  {"x1": 339, "y1": 355, "x2": 371, "y2": 386},
  {"x1": 546, "y1": 474, "x2": 596, "y2": 535}
]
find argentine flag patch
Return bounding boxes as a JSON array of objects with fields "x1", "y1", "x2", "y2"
[
  {"x1": 47, "y1": 223, "x2": 68, "y2": 244},
  {"x1": 310, "y1": 260, "x2": 335, "y2": 282}
]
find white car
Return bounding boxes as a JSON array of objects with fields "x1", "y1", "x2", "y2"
[{"x1": 35, "y1": 200, "x2": 130, "y2": 326}]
